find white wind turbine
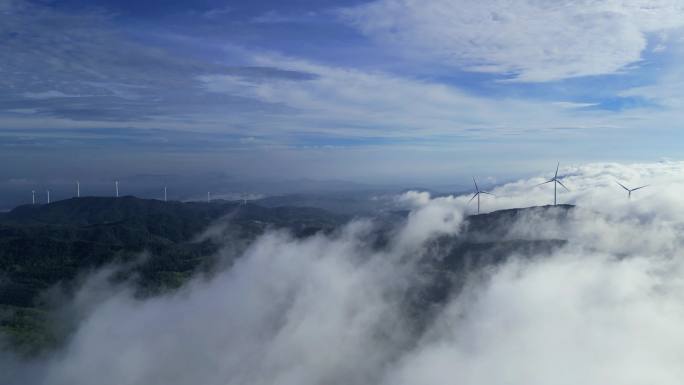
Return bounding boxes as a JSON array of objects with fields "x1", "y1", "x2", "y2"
[
  {"x1": 616, "y1": 181, "x2": 648, "y2": 200},
  {"x1": 536, "y1": 162, "x2": 569, "y2": 206},
  {"x1": 77, "y1": 180, "x2": 80, "y2": 198},
  {"x1": 164, "y1": 186, "x2": 167, "y2": 202},
  {"x1": 32, "y1": 190, "x2": 35, "y2": 205},
  {"x1": 468, "y1": 177, "x2": 493, "y2": 214},
  {"x1": 46, "y1": 190, "x2": 51, "y2": 204},
  {"x1": 115, "y1": 181, "x2": 119, "y2": 197}
]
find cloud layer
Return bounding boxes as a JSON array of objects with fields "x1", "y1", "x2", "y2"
[
  {"x1": 343, "y1": 0, "x2": 684, "y2": 81},
  {"x1": 199, "y1": 56, "x2": 607, "y2": 138},
  {"x1": 4, "y1": 0, "x2": 684, "y2": 192},
  {"x1": 5, "y1": 161, "x2": 684, "y2": 384}
]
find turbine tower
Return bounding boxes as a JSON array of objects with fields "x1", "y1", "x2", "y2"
[
  {"x1": 32, "y1": 190, "x2": 35, "y2": 205},
  {"x1": 536, "y1": 162, "x2": 569, "y2": 206},
  {"x1": 616, "y1": 181, "x2": 647, "y2": 200},
  {"x1": 115, "y1": 181, "x2": 119, "y2": 197},
  {"x1": 207, "y1": 191, "x2": 211, "y2": 203},
  {"x1": 77, "y1": 180, "x2": 80, "y2": 198},
  {"x1": 46, "y1": 190, "x2": 50, "y2": 204},
  {"x1": 468, "y1": 177, "x2": 493, "y2": 214},
  {"x1": 164, "y1": 186, "x2": 167, "y2": 202}
]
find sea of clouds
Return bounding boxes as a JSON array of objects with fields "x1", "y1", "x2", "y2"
[{"x1": 4, "y1": 161, "x2": 684, "y2": 385}]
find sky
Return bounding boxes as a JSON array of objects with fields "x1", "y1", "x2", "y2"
[{"x1": 3, "y1": 0, "x2": 684, "y2": 205}]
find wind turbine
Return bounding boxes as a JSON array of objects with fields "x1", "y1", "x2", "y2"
[
  {"x1": 536, "y1": 162, "x2": 569, "y2": 206},
  {"x1": 32, "y1": 190, "x2": 35, "y2": 205},
  {"x1": 46, "y1": 190, "x2": 50, "y2": 204},
  {"x1": 616, "y1": 181, "x2": 647, "y2": 200},
  {"x1": 164, "y1": 186, "x2": 167, "y2": 202},
  {"x1": 468, "y1": 177, "x2": 493, "y2": 214},
  {"x1": 207, "y1": 191, "x2": 211, "y2": 203},
  {"x1": 77, "y1": 180, "x2": 80, "y2": 198},
  {"x1": 115, "y1": 181, "x2": 119, "y2": 197}
]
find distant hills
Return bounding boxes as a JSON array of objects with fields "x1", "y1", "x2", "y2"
[
  {"x1": 0, "y1": 174, "x2": 384, "y2": 212},
  {"x1": 0, "y1": 196, "x2": 573, "y2": 355},
  {"x1": 256, "y1": 191, "x2": 398, "y2": 215}
]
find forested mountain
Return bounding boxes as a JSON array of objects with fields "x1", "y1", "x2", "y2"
[
  {"x1": 0, "y1": 197, "x2": 346, "y2": 353},
  {"x1": 0, "y1": 197, "x2": 572, "y2": 355}
]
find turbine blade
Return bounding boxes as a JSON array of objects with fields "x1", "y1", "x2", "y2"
[
  {"x1": 555, "y1": 162, "x2": 559, "y2": 178},
  {"x1": 556, "y1": 180, "x2": 570, "y2": 191},
  {"x1": 631, "y1": 185, "x2": 648, "y2": 191},
  {"x1": 535, "y1": 179, "x2": 554, "y2": 187},
  {"x1": 615, "y1": 181, "x2": 629, "y2": 191},
  {"x1": 481, "y1": 191, "x2": 495, "y2": 196},
  {"x1": 472, "y1": 177, "x2": 479, "y2": 192},
  {"x1": 468, "y1": 193, "x2": 479, "y2": 204}
]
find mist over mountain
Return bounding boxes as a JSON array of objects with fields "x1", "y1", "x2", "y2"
[
  {"x1": 5, "y1": 0, "x2": 684, "y2": 382},
  {"x1": 0, "y1": 196, "x2": 347, "y2": 354},
  {"x1": 3, "y1": 161, "x2": 684, "y2": 384}
]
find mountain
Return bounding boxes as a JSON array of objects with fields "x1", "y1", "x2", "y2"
[
  {"x1": 0, "y1": 197, "x2": 574, "y2": 355},
  {"x1": 402, "y1": 205, "x2": 572, "y2": 331},
  {"x1": 0, "y1": 197, "x2": 346, "y2": 354},
  {"x1": 255, "y1": 190, "x2": 397, "y2": 215}
]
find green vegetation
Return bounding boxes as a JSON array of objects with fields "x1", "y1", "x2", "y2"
[
  {"x1": 0, "y1": 196, "x2": 345, "y2": 354},
  {"x1": 0, "y1": 196, "x2": 571, "y2": 356}
]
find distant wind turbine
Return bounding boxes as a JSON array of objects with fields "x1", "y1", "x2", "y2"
[
  {"x1": 32, "y1": 190, "x2": 35, "y2": 205},
  {"x1": 46, "y1": 190, "x2": 50, "y2": 204},
  {"x1": 115, "y1": 181, "x2": 119, "y2": 197},
  {"x1": 616, "y1": 181, "x2": 648, "y2": 200},
  {"x1": 207, "y1": 191, "x2": 211, "y2": 203},
  {"x1": 468, "y1": 177, "x2": 493, "y2": 214},
  {"x1": 164, "y1": 186, "x2": 167, "y2": 202},
  {"x1": 536, "y1": 162, "x2": 569, "y2": 206},
  {"x1": 77, "y1": 180, "x2": 80, "y2": 198}
]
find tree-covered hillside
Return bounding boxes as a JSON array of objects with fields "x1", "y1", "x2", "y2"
[
  {"x1": 0, "y1": 197, "x2": 572, "y2": 355},
  {"x1": 0, "y1": 197, "x2": 346, "y2": 354}
]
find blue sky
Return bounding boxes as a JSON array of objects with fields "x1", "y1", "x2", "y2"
[{"x1": 2, "y1": 0, "x2": 684, "y2": 205}]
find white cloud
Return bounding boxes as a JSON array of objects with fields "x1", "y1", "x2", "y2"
[
  {"x1": 21, "y1": 91, "x2": 82, "y2": 99},
  {"x1": 203, "y1": 6, "x2": 232, "y2": 19},
  {"x1": 7, "y1": 161, "x2": 684, "y2": 384},
  {"x1": 387, "y1": 252, "x2": 684, "y2": 385},
  {"x1": 551, "y1": 101, "x2": 598, "y2": 109},
  {"x1": 619, "y1": 35, "x2": 684, "y2": 109},
  {"x1": 199, "y1": 56, "x2": 605, "y2": 138},
  {"x1": 449, "y1": 161, "x2": 684, "y2": 219},
  {"x1": 341, "y1": 0, "x2": 684, "y2": 82}
]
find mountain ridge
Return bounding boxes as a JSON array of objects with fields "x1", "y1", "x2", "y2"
[{"x1": 0, "y1": 196, "x2": 574, "y2": 355}]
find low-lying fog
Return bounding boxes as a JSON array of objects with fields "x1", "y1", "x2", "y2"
[{"x1": 5, "y1": 161, "x2": 684, "y2": 385}]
